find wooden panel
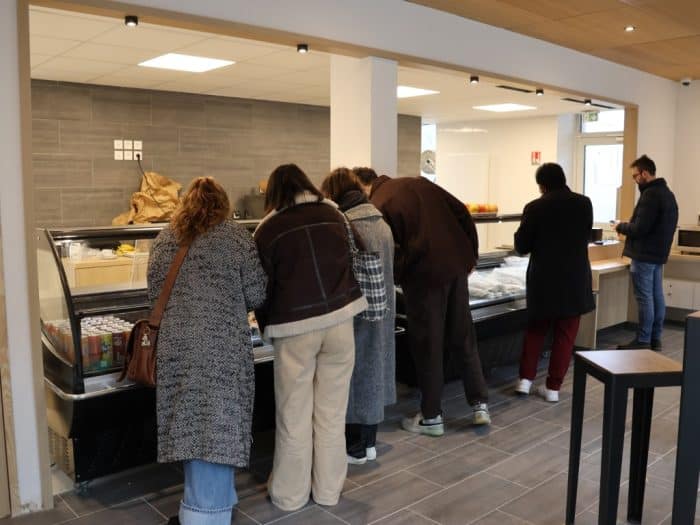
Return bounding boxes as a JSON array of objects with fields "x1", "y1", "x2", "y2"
[
  {"x1": 620, "y1": 107, "x2": 638, "y2": 223},
  {"x1": 576, "y1": 349, "x2": 682, "y2": 375},
  {"x1": 597, "y1": 269, "x2": 630, "y2": 328},
  {"x1": 407, "y1": 0, "x2": 550, "y2": 30},
  {"x1": 409, "y1": 0, "x2": 700, "y2": 80},
  {"x1": 497, "y1": 0, "x2": 624, "y2": 20}
]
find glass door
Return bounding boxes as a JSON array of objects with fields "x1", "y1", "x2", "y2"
[{"x1": 575, "y1": 137, "x2": 624, "y2": 225}]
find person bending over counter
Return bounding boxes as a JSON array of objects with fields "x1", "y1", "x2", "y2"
[{"x1": 355, "y1": 167, "x2": 490, "y2": 436}]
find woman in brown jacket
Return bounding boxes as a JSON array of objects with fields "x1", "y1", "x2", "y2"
[{"x1": 254, "y1": 164, "x2": 367, "y2": 511}]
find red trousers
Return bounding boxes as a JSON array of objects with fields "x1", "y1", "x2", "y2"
[{"x1": 519, "y1": 316, "x2": 581, "y2": 391}]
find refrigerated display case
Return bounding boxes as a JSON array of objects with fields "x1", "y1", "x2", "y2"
[{"x1": 37, "y1": 222, "x2": 270, "y2": 483}]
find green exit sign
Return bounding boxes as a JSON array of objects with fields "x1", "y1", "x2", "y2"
[{"x1": 583, "y1": 111, "x2": 599, "y2": 122}]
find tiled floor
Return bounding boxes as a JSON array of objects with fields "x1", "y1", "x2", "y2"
[{"x1": 3, "y1": 324, "x2": 697, "y2": 525}]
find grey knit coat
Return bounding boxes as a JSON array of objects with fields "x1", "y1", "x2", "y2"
[
  {"x1": 147, "y1": 220, "x2": 267, "y2": 466},
  {"x1": 345, "y1": 203, "x2": 397, "y2": 424}
]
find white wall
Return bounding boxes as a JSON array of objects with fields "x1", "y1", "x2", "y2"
[
  {"x1": 673, "y1": 83, "x2": 700, "y2": 225},
  {"x1": 0, "y1": 0, "x2": 48, "y2": 513},
  {"x1": 436, "y1": 116, "x2": 559, "y2": 250}
]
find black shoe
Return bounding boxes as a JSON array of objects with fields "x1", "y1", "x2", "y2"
[
  {"x1": 167, "y1": 517, "x2": 180, "y2": 525},
  {"x1": 651, "y1": 339, "x2": 663, "y2": 351},
  {"x1": 617, "y1": 339, "x2": 651, "y2": 350}
]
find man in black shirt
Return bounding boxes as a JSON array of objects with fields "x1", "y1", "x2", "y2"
[{"x1": 615, "y1": 154, "x2": 678, "y2": 351}]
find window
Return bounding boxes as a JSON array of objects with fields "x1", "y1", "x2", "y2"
[{"x1": 580, "y1": 109, "x2": 625, "y2": 134}]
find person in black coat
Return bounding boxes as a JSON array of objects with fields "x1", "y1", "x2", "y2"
[
  {"x1": 513, "y1": 163, "x2": 595, "y2": 403},
  {"x1": 614, "y1": 154, "x2": 678, "y2": 350}
]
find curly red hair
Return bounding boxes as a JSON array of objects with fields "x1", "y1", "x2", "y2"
[{"x1": 171, "y1": 177, "x2": 230, "y2": 245}]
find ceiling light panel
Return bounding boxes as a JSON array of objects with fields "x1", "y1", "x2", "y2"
[
  {"x1": 397, "y1": 85, "x2": 440, "y2": 98},
  {"x1": 473, "y1": 103, "x2": 536, "y2": 112},
  {"x1": 139, "y1": 53, "x2": 235, "y2": 73}
]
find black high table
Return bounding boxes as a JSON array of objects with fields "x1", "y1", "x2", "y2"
[{"x1": 565, "y1": 349, "x2": 683, "y2": 524}]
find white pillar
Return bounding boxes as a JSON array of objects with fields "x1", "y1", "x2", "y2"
[
  {"x1": 0, "y1": 0, "x2": 51, "y2": 513},
  {"x1": 330, "y1": 55, "x2": 398, "y2": 177}
]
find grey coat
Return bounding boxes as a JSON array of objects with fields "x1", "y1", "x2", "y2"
[
  {"x1": 148, "y1": 220, "x2": 267, "y2": 466},
  {"x1": 345, "y1": 203, "x2": 396, "y2": 424}
]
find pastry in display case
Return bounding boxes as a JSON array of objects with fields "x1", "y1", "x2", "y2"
[{"x1": 37, "y1": 223, "x2": 271, "y2": 483}]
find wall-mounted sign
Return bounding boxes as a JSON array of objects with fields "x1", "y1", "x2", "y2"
[
  {"x1": 582, "y1": 111, "x2": 599, "y2": 122},
  {"x1": 531, "y1": 151, "x2": 541, "y2": 165}
]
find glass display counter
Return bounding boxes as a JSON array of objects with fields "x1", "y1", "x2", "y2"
[{"x1": 37, "y1": 222, "x2": 269, "y2": 483}]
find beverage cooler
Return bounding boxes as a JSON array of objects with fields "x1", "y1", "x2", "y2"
[{"x1": 36, "y1": 223, "x2": 271, "y2": 484}]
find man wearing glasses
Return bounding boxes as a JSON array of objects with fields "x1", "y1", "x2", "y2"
[{"x1": 613, "y1": 154, "x2": 678, "y2": 351}]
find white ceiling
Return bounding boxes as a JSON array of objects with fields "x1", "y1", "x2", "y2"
[{"x1": 29, "y1": 6, "x2": 619, "y2": 123}]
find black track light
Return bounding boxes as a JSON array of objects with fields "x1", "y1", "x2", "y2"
[
  {"x1": 584, "y1": 98, "x2": 592, "y2": 106},
  {"x1": 124, "y1": 15, "x2": 138, "y2": 27},
  {"x1": 469, "y1": 75, "x2": 479, "y2": 84},
  {"x1": 536, "y1": 88, "x2": 544, "y2": 96},
  {"x1": 297, "y1": 43, "x2": 309, "y2": 54}
]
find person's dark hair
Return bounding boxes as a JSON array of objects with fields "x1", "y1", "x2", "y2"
[
  {"x1": 352, "y1": 167, "x2": 378, "y2": 186},
  {"x1": 535, "y1": 163, "x2": 567, "y2": 191},
  {"x1": 321, "y1": 167, "x2": 363, "y2": 202},
  {"x1": 630, "y1": 154, "x2": 656, "y2": 176},
  {"x1": 171, "y1": 176, "x2": 230, "y2": 245},
  {"x1": 264, "y1": 164, "x2": 323, "y2": 212}
]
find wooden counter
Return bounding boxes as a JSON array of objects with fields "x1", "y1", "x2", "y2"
[{"x1": 576, "y1": 242, "x2": 632, "y2": 348}]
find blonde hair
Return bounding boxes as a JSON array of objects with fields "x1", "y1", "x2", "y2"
[{"x1": 171, "y1": 177, "x2": 230, "y2": 245}]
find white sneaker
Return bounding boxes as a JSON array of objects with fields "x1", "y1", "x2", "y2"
[
  {"x1": 365, "y1": 446, "x2": 377, "y2": 461},
  {"x1": 401, "y1": 413, "x2": 444, "y2": 436},
  {"x1": 471, "y1": 403, "x2": 491, "y2": 426},
  {"x1": 515, "y1": 378, "x2": 532, "y2": 395},
  {"x1": 347, "y1": 454, "x2": 367, "y2": 465},
  {"x1": 537, "y1": 386, "x2": 559, "y2": 403}
]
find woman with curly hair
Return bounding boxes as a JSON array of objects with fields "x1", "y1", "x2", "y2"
[{"x1": 147, "y1": 176, "x2": 267, "y2": 525}]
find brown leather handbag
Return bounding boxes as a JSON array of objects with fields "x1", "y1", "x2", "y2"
[{"x1": 118, "y1": 244, "x2": 189, "y2": 387}]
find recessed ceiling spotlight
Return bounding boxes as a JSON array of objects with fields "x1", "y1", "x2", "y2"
[
  {"x1": 297, "y1": 43, "x2": 309, "y2": 54},
  {"x1": 624, "y1": 25, "x2": 636, "y2": 32},
  {"x1": 536, "y1": 88, "x2": 544, "y2": 96},
  {"x1": 584, "y1": 99, "x2": 592, "y2": 106},
  {"x1": 470, "y1": 75, "x2": 479, "y2": 84},
  {"x1": 124, "y1": 15, "x2": 138, "y2": 27}
]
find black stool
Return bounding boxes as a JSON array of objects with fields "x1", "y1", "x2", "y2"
[{"x1": 565, "y1": 349, "x2": 682, "y2": 524}]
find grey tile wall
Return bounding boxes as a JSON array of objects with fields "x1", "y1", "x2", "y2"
[{"x1": 31, "y1": 80, "x2": 421, "y2": 227}]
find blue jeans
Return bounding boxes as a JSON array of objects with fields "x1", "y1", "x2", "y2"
[
  {"x1": 180, "y1": 460, "x2": 236, "y2": 525},
  {"x1": 630, "y1": 260, "x2": 665, "y2": 343}
]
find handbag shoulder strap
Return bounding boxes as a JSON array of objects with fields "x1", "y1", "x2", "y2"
[
  {"x1": 148, "y1": 243, "x2": 190, "y2": 327},
  {"x1": 339, "y1": 211, "x2": 359, "y2": 254}
]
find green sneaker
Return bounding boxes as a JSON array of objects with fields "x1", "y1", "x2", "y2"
[
  {"x1": 472, "y1": 403, "x2": 491, "y2": 425},
  {"x1": 401, "y1": 413, "x2": 444, "y2": 436}
]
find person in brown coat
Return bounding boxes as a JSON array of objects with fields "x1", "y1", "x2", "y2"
[{"x1": 354, "y1": 168, "x2": 490, "y2": 436}]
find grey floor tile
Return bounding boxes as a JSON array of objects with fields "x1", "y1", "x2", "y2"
[
  {"x1": 471, "y1": 509, "x2": 533, "y2": 525},
  {"x1": 236, "y1": 489, "x2": 313, "y2": 524},
  {"x1": 409, "y1": 442, "x2": 510, "y2": 487},
  {"x1": 375, "y1": 419, "x2": 414, "y2": 445},
  {"x1": 272, "y1": 505, "x2": 346, "y2": 524},
  {"x1": 328, "y1": 471, "x2": 441, "y2": 525},
  {"x1": 487, "y1": 396, "x2": 550, "y2": 427},
  {"x1": 487, "y1": 442, "x2": 569, "y2": 488},
  {"x1": 0, "y1": 497, "x2": 76, "y2": 525},
  {"x1": 614, "y1": 477, "x2": 674, "y2": 525},
  {"x1": 579, "y1": 440, "x2": 660, "y2": 485},
  {"x1": 546, "y1": 413, "x2": 606, "y2": 455},
  {"x1": 646, "y1": 450, "x2": 677, "y2": 483},
  {"x1": 64, "y1": 499, "x2": 164, "y2": 525},
  {"x1": 371, "y1": 509, "x2": 438, "y2": 524},
  {"x1": 60, "y1": 463, "x2": 183, "y2": 516},
  {"x1": 501, "y1": 473, "x2": 599, "y2": 525},
  {"x1": 347, "y1": 441, "x2": 435, "y2": 487},
  {"x1": 648, "y1": 415, "x2": 680, "y2": 456},
  {"x1": 478, "y1": 417, "x2": 563, "y2": 455},
  {"x1": 533, "y1": 397, "x2": 604, "y2": 428},
  {"x1": 410, "y1": 472, "x2": 525, "y2": 525}
]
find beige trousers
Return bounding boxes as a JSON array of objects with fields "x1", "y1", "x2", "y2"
[{"x1": 267, "y1": 320, "x2": 355, "y2": 511}]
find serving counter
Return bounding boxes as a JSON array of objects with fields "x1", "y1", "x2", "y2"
[{"x1": 37, "y1": 223, "x2": 272, "y2": 483}]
